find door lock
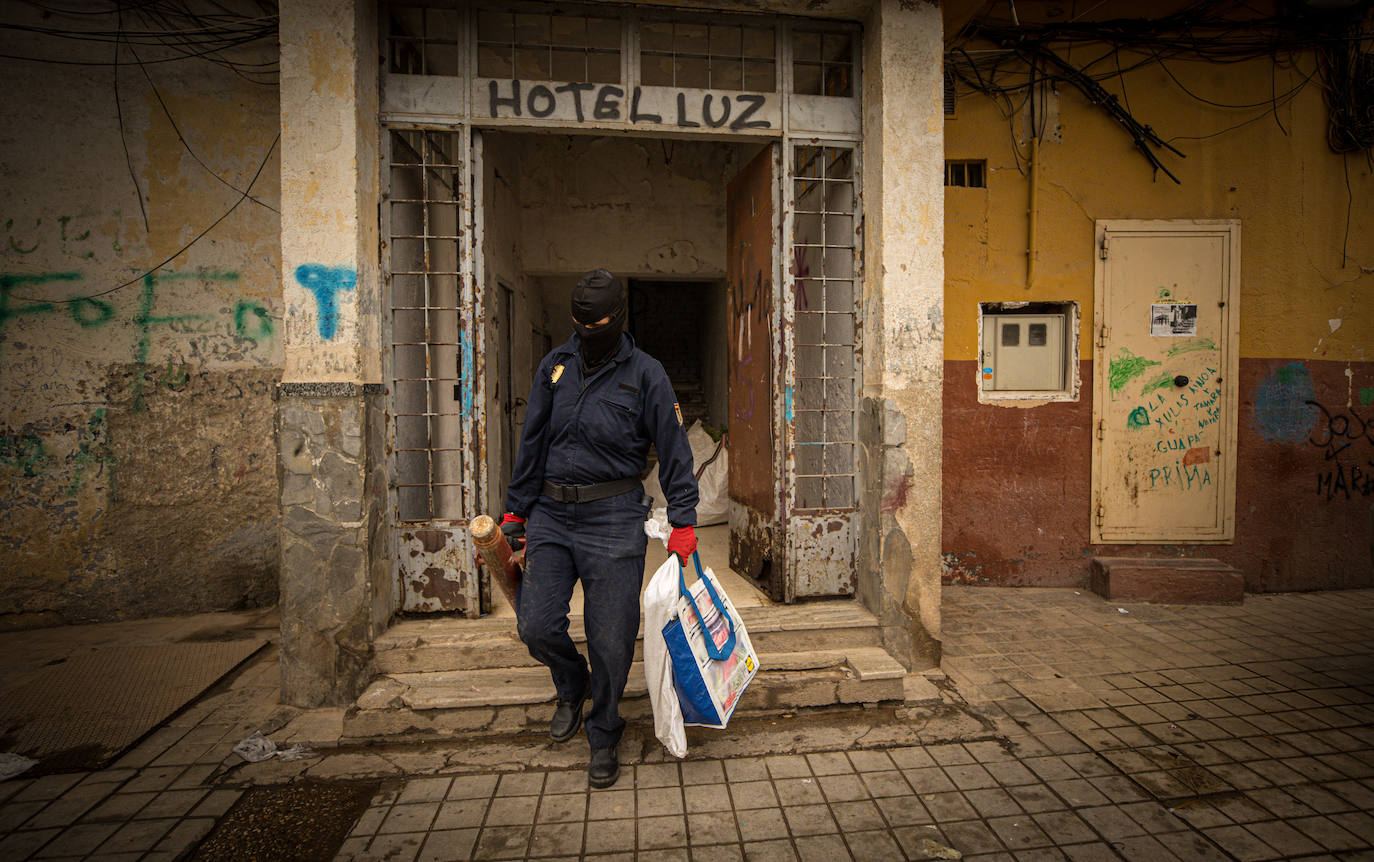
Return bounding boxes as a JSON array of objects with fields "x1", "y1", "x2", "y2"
[{"x1": 1173, "y1": 375, "x2": 1189, "y2": 388}]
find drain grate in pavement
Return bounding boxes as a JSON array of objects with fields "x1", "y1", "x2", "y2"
[{"x1": 190, "y1": 780, "x2": 380, "y2": 862}]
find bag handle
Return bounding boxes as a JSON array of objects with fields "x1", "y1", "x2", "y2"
[{"x1": 677, "y1": 550, "x2": 737, "y2": 661}]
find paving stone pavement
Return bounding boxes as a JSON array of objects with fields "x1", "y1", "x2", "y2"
[{"x1": 0, "y1": 587, "x2": 1371, "y2": 861}]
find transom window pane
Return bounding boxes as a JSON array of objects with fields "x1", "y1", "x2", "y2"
[
  {"x1": 639, "y1": 16, "x2": 776, "y2": 92},
  {"x1": 792, "y1": 28, "x2": 853, "y2": 97},
  {"x1": 387, "y1": 0, "x2": 460, "y2": 76},
  {"x1": 477, "y1": 7, "x2": 621, "y2": 83}
]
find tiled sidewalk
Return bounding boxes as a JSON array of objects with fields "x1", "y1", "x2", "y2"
[{"x1": 0, "y1": 587, "x2": 1371, "y2": 860}]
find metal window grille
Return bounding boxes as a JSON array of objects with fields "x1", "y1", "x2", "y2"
[
  {"x1": 792, "y1": 29, "x2": 853, "y2": 97},
  {"x1": 791, "y1": 144, "x2": 857, "y2": 511},
  {"x1": 387, "y1": 129, "x2": 469, "y2": 521},
  {"x1": 386, "y1": 0, "x2": 460, "y2": 76},
  {"x1": 639, "y1": 18, "x2": 776, "y2": 92},
  {"x1": 476, "y1": 7, "x2": 621, "y2": 83},
  {"x1": 945, "y1": 159, "x2": 985, "y2": 188}
]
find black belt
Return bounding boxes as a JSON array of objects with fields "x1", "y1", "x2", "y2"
[{"x1": 542, "y1": 477, "x2": 642, "y2": 504}]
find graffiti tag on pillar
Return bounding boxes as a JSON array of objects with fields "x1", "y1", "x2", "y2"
[{"x1": 294, "y1": 264, "x2": 357, "y2": 340}]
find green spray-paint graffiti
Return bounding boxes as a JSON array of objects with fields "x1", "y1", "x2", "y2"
[
  {"x1": 1126, "y1": 406, "x2": 1151, "y2": 429},
  {"x1": 1108, "y1": 348, "x2": 1161, "y2": 394},
  {"x1": 1167, "y1": 337, "x2": 1217, "y2": 357},
  {"x1": 234, "y1": 299, "x2": 273, "y2": 341},
  {"x1": 1, "y1": 270, "x2": 275, "y2": 410},
  {"x1": 0, "y1": 429, "x2": 48, "y2": 476},
  {"x1": 1140, "y1": 372, "x2": 1174, "y2": 397},
  {"x1": 1361, "y1": 388, "x2": 1374, "y2": 407},
  {"x1": 6, "y1": 214, "x2": 112, "y2": 259}
]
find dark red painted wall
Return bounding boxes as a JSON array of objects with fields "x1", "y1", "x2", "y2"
[{"x1": 942, "y1": 359, "x2": 1374, "y2": 591}]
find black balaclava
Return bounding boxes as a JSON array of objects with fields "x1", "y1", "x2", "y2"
[{"x1": 571, "y1": 268, "x2": 626, "y2": 372}]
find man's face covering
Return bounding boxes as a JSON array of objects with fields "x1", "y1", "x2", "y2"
[{"x1": 572, "y1": 269, "x2": 626, "y2": 368}]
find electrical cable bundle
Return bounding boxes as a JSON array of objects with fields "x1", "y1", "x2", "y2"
[{"x1": 947, "y1": 0, "x2": 1374, "y2": 173}]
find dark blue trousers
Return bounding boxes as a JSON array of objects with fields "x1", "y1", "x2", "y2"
[{"x1": 516, "y1": 490, "x2": 648, "y2": 750}]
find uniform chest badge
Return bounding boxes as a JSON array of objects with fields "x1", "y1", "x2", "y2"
[
  {"x1": 551, "y1": 364, "x2": 564, "y2": 384},
  {"x1": 674, "y1": 402, "x2": 683, "y2": 425}
]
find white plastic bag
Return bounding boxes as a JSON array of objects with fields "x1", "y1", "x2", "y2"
[
  {"x1": 642, "y1": 554, "x2": 688, "y2": 758},
  {"x1": 645, "y1": 421, "x2": 728, "y2": 526}
]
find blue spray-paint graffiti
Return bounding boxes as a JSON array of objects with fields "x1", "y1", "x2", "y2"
[
  {"x1": 1251, "y1": 361, "x2": 1318, "y2": 444},
  {"x1": 459, "y1": 327, "x2": 473, "y2": 418},
  {"x1": 294, "y1": 264, "x2": 357, "y2": 340}
]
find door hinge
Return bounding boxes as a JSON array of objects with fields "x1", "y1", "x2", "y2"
[
  {"x1": 1095, "y1": 501, "x2": 1105, "y2": 527},
  {"x1": 1097, "y1": 325, "x2": 1109, "y2": 347},
  {"x1": 1096, "y1": 418, "x2": 1105, "y2": 440},
  {"x1": 1099, "y1": 236, "x2": 1109, "y2": 260}
]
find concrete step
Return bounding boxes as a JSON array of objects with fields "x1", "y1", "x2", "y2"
[
  {"x1": 1090, "y1": 556, "x2": 1244, "y2": 605},
  {"x1": 343, "y1": 647, "x2": 911, "y2": 744},
  {"x1": 374, "y1": 602, "x2": 885, "y2": 674}
]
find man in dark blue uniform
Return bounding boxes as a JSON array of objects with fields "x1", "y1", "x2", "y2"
[{"x1": 499, "y1": 269, "x2": 699, "y2": 788}]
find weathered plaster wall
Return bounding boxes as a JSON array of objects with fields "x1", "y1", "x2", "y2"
[
  {"x1": 279, "y1": 0, "x2": 381, "y2": 385},
  {"x1": 860, "y1": 0, "x2": 946, "y2": 667},
  {"x1": 942, "y1": 39, "x2": 1374, "y2": 590},
  {"x1": 514, "y1": 134, "x2": 759, "y2": 278},
  {"x1": 0, "y1": 4, "x2": 282, "y2": 626}
]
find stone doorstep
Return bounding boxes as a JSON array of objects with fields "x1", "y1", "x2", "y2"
[
  {"x1": 344, "y1": 647, "x2": 912, "y2": 742},
  {"x1": 1090, "y1": 556, "x2": 1245, "y2": 605},
  {"x1": 373, "y1": 626, "x2": 885, "y2": 674},
  {"x1": 373, "y1": 601, "x2": 886, "y2": 674}
]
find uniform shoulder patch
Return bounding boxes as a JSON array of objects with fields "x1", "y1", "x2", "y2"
[
  {"x1": 551, "y1": 364, "x2": 564, "y2": 384},
  {"x1": 674, "y1": 402, "x2": 683, "y2": 426}
]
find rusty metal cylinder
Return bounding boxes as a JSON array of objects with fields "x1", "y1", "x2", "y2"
[{"x1": 470, "y1": 514, "x2": 522, "y2": 609}]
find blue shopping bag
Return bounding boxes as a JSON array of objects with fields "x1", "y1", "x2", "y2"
[{"x1": 661, "y1": 551, "x2": 758, "y2": 729}]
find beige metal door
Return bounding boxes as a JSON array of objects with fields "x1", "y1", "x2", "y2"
[{"x1": 1092, "y1": 220, "x2": 1240, "y2": 543}]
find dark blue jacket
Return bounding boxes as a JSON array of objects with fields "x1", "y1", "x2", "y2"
[{"x1": 504, "y1": 332, "x2": 699, "y2": 528}]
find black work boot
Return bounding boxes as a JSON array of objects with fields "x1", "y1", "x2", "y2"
[
  {"x1": 588, "y1": 746, "x2": 619, "y2": 788},
  {"x1": 549, "y1": 691, "x2": 587, "y2": 743}
]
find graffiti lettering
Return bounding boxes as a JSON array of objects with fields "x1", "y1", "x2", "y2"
[
  {"x1": 1148, "y1": 461, "x2": 1212, "y2": 491},
  {"x1": 1316, "y1": 460, "x2": 1373, "y2": 501},
  {"x1": 293, "y1": 264, "x2": 356, "y2": 340},
  {"x1": 485, "y1": 80, "x2": 774, "y2": 132},
  {"x1": 234, "y1": 299, "x2": 273, "y2": 341},
  {"x1": 0, "y1": 428, "x2": 47, "y2": 476},
  {"x1": 65, "y1": 408, "x2": 112, "y2": 497},
  {"x1": 1306, "y1": 401, "x2": 1372, "y2": 461}
]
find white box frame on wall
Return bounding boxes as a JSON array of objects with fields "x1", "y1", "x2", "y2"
[{"x1": 976, "y1": 301, "x2": 1081, "y2": 405}]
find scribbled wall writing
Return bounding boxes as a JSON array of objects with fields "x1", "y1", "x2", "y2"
[
  {"x1": 1, "y1": 269, "x2": 277, "y2": 410},
  {"x1": 1308, "y1": 400, "x2": 1373, "y2": 502},
  {"x1": 1129, "y1": 365, "x2": 1221, "y2": 492},
  {"x1": 293, "y1": 264, "x2": 357, "y2": 340}
]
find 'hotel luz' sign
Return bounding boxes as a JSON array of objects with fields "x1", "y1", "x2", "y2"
[{"x1": 475, "y1": 79, "x2": 781, "y2": 134}]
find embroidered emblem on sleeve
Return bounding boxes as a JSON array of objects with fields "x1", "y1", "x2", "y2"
[
  {"x1": 551, "y1": 364, "x2": 564, "y2": 384},
  {"x1": 674, "y1": 402, "x2": 683, "y2": 425}
]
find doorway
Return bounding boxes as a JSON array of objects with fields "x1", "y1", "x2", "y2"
[{"x1": 381, "y1": 127, "x2": 863, "y2": 615}]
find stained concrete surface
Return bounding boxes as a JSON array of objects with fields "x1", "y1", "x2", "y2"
[{"x1": 0, "y1": 587, "x2": 1370, "y2": 860}]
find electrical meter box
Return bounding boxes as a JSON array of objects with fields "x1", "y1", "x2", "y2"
[{"x1": 983, "y1": 314, "x2": 1066, "y2": 391}]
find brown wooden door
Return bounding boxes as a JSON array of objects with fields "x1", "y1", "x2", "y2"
[{"x1": 726, "y1": 144, "x2": 785, "y2": 600}]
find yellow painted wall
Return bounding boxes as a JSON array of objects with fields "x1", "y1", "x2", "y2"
[{"x1": 944, "y1": 47, "x2": 1372, "y2": 363}]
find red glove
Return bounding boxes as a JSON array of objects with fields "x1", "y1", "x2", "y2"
[
  {"x1": 499, "y1": 513, "x2": 526, "y2": 550},
  {"x1": 667, "y1": 526, "x2": 697, "y2": 563}
]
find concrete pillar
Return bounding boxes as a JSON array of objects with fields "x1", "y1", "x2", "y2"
[
  {"x1": 276, "y1": 0, "x2": 389, "y2": 706},
  {"x1": 860, "y1": 0, "x2": 945, "y2": 668}
]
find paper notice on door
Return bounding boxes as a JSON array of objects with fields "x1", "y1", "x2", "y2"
[{"x1": 1150, "y1": 303, "x2": 1198, "y2": 337}]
